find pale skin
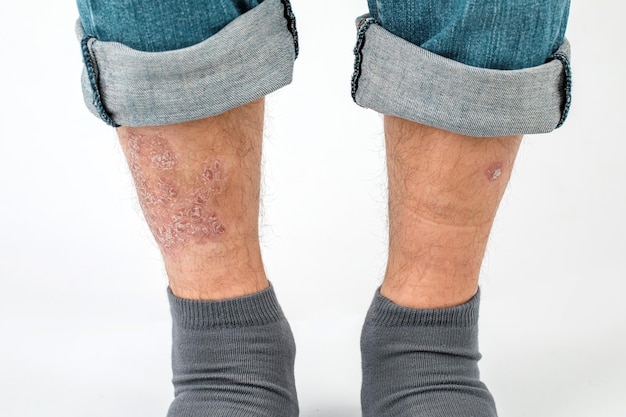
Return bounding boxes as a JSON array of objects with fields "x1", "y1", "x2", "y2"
[{"x1": 117, "y1": 99, "x2": 521, "y2": 308}]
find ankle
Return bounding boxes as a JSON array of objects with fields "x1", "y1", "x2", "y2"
[
  {"x1": 380, "y1": 278, "x2": 478, "y2": 309},
  {"x1": 169, "y1": 278, "x2": 269, "y2": 300},
  {"x1": 165, "y1": 245, "x2": 269, "y2": 300},
  {"x1": 383, "y1": 220, "x2": 486, "y2": 309}
]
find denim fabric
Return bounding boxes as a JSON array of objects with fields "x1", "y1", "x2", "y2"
[
  {"x1": 77, "y1": 0, "x2": 262, "y2": 52},
  {"x1": 353, "y1": 20, "x2": 571, "y2": 137},
  {"x1": 77, "y1": 0, "x2": 298, "y2": 126},
  {"x1": 75, "y1": 0, "x2": 571, "y2": 134},
  {"x1": 366, "y1": 0, "x2": 570, "y2": 70},
  {"x1": 353, "y1": 1, "x2": 572, "y2": 136}
]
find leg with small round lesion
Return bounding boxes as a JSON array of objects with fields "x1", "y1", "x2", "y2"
[
  {"x1": 382, "y1": 116, "x2": 522, "y2": 309},
  {"x1": 361, "y1": 116, "x2": 522, "y2": 417}
]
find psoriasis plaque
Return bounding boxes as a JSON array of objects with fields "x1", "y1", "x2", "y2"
[
  {"x1": 125, "y1": 133, "x2": 227, "y2": 253},
  {"x1": 486, "y1": 162, "x2": 503, "y2": 182}
]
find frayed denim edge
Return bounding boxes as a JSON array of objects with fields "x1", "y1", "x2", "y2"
[
  {"x1": 550, "y1": 51, "x2": 572, "y2": 129},
  {"x1": 280, "y1": 0, "x2": 299, "y2": 59},
  {"x1": 80, "y1": 36, "x2": 119, "y2": 127},
  {"x1": 352, "y1": 17, "x2": 378, "y2": 102}
]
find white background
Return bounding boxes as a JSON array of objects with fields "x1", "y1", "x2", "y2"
[{"x1": 1, "y1": 1, "x2": 625, "y2": 416}]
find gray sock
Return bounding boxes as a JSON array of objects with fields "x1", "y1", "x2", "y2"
[
  {"x1": 167, "y1": 285, "x2": 298, "y2": 417},
  {"x1": 361, "y1": 289, "x2": 496, "y2": 417}
]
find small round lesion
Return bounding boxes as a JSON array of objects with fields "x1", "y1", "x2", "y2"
[{"x1": 486, "y1": 162, "x2": 503, "y2": 182}]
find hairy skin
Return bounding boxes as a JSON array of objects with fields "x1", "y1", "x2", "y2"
[
  {"x1": 117, "y1": 99, "x2": 268, "y2": 300},
  {"x1": 116, "y1": 100, "x2": 518, "y2": 305},
  {"x1": 382, "y1": 116, "x2": 522, "y2": 309}
]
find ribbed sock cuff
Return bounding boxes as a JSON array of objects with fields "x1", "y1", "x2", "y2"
[
  {"x1": 366, "y1": 288, "x2": 480, "y2": 327},
  {"x1": 167, "y1": 284, "x2": 285, "y2": 329}
]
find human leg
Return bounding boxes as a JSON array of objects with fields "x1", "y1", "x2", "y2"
[
  {"x1": 361, "y1": 123, "x2": 520, "y2": 417},
  {"x1": 118, "y1": 95, "x2": 298, "y2": 417},
  {"x1": 75, "y1": 1, "x2": 299, "y2": 415},
  {"x1": 382, "y1": 121, "x2": 522, "y2": 309},
  {"x1": 354, "y1": 1, "x2": 571, "y2": 416},
  {"x1": 116, "y1": 101, "x2": 268, "y2": 300}
]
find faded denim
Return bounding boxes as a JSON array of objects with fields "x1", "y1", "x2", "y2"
[
  {"x1": 76, "y1": 0, "x2": 298, "y2": 127},
  {"x1": 77, "y1": 0, "x2": 263, "y2": 52},
  {"x1": 76, "y1": 0, "x2": 571, "y2": 136},
  {"x1": 366, "y1": 0, "x2": 570, "y2": 70},
  {"x1": 352, "y1": 19, "x2": 571, "y2": 137},
  {"x1": 353, "y1": 0, "x2": 572, "y2": 136}
]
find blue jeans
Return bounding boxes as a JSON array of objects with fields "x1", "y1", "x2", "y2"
[{"x1": 76, "y1": 0, "x2": 571, "y2": 136}]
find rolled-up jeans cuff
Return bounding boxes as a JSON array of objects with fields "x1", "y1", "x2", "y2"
[
  {"x1": 76, "y1": 0, "x2": 299, "y2": 127},
  {"x1": 352, "y1": 17, "x2": 572, "y2": 137}
]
